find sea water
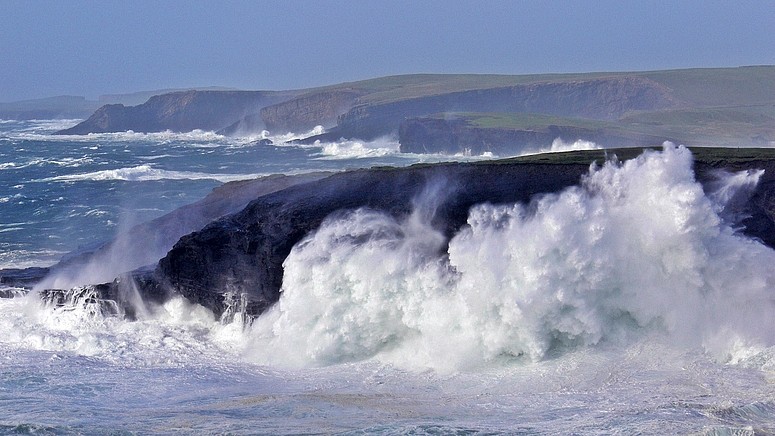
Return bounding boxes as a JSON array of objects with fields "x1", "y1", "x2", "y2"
[{"x1": 1, "y1": 120, "x2": 774, "y2": 434}]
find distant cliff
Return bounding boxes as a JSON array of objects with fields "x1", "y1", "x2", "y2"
[
  {"x1": 259, "y1": 89, "x2": 366, "y2": 133},
  {"x1": 0, "y1": 95, "x2": 97, "y2": 120},
  {"x1": 51, "y1": 67, "x2": 775, "y2": 152},
  {"x1": 56, "y1": 90, "x2": 300, "y2": 135},
  {"x1": 300, "y1": 76, "x2": 678, "y2": 142},
  {"x1": 398, "y1": 114, "x2": 674, "y2": 155}
]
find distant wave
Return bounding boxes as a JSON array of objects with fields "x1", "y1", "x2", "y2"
[
  {"x1": 0, "y1": 156, "x2": 95, "y2": 170},
  {"x1": 243, "y1": 125, "x2": 326, "y2": 144},
  {"x1": 513, "y1": 138, "x2": 603, "y2": 158},
  {"x1": 39, "y1": 164, "x2": 267, "y2": 183},
  {"x1": 10, "y1": 125, "x2": 240, "y2": 145},
  {"x1": 544, "y1": 138, "x2": 602, "y2": 153},
  {"x1": 312, "y1": 137, "x2": 401, "y2": 159}
]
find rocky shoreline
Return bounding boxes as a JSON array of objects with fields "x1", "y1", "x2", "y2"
[{"x1": 4, "y1": 147, "x2": 775, "y2": 322}]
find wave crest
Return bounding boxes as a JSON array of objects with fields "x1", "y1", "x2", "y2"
[{"x1": 40, "y1": 164, "x2": 265, "y2": 183}]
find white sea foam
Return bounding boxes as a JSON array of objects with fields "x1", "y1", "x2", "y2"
[
  {"x1": 257, "y1": 127, "x2": 403, "y2": 159},
  {"x1": 39, "y1": 164, "x2": 266, "y2": 183},
  {"x1": 233, "y1": 125, "x2": 328, "y2": 146},
  {"x1": 1, "y1": 156, "x2": 95, "y2": 170},
  {"x1": 259, "y1": 125, "x2": 326, "y2": 144},
  {"x1": 514, "y1": 138, "x2": 603, "y2": 158},
  {"x1": 241, "y1": 144, "x2": 775, "y2": 370},
  {"x1": 9, "y1": 126, "x2": 240, "y2": 145},
  {"x1": 314, "y1": 137, "x2": 401, "y2": 159},
  {"x1": 544, "y1": 137, "x2": 602, "y2": 153}
]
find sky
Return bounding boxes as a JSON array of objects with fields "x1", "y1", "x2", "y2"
[{"x1": 1, "y1": 0, "x2": 774, "y2": 102}]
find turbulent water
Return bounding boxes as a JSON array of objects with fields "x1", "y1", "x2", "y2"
[{"x1": 1, "y1": 120, "x2": 774, "y2": 434}]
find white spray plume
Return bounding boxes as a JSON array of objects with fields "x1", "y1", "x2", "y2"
[{"x1": 243, "y1": 144, "x2": 775, "y2": 371}]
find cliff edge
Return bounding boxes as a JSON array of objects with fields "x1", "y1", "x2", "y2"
[{"x1": 56, "y1": 90, "x2": 300, "y2": 135}]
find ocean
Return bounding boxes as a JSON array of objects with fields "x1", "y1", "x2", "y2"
[{"x1": 1, "y1": 119, "x2": 774, "y2": 434}]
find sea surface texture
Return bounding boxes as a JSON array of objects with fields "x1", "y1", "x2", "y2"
[{"x1": 1, "y1": 120, "x2": 774, "y2": 434}]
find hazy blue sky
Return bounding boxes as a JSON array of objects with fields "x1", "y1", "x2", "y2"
[{"x1": 1, "y1": 0, "x2": 774, "y2": 102}]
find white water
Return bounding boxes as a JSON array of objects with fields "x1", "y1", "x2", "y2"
[
  {"x1": 2, "y1": 143, "x2": 775, "y2": 433},
  {"x1": 240, "y1": 144, "x2": 775, "y2": 373},
  {"x1": 544, "y1": 137, "x2": 602, "y2": 153},
  {"x1": 39, "y1": 164, "x2": 271, "y2": 183}
]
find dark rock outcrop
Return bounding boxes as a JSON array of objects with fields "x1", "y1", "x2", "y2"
[
  {"x1": 0, "y1": 96, "x2": 97, "y2": 120},
  {"x1": 36, "y1": 172, "x2": 329, "y2": 289},
  {"x1": 56, "y1": 90, "x2": 300, "y2": 135},
  {"x1": 38, "y1": 268, "x2": 169, "y2": 320}
]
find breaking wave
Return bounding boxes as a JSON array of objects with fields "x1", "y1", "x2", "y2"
[
  {"x1": 543, "y1": 137, "x2": 603, "y2": 153},
  {"x1": 314, "y1": 137, "x2": 401, "y2": 159},
  {"x1": 39, "y1": 164, "x2": 266, "y2": 183},
  {"x1": 15, "y1": 128, "x2": 230, "y2": 144},
  {"x1": 244, "y1": 144, "x2": 775, "y2": 370}
]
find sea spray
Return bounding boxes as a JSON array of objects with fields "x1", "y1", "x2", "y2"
[
  {"x1": 5, "y1": 142, "x2": 774, "y2": 371},
  {"x1": 314, "y1": 136, "x2": 401, "y2": 159},
  {"x1": 244, "y1": 144, "x2": 775, "y2": 369},
  {"x1": 0, "y1": 290, "x2": 224, "y2": 365}
]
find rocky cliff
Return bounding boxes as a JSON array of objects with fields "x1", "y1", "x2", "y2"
[
  {"x1": 56, "y1": 90, "x2": 299, "y2": 135},
  {"x1": 303, "y1": 76, "x2": 679, "y2": 142},
  {"x1": 259, "y1": 89, "x2": 366, "y2": 133}
]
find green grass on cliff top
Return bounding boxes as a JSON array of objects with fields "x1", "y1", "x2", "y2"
[{"x1": 310, "y1": 66, "x2": 775, "y2": 108}]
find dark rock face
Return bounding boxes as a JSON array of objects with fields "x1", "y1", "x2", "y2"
[
  {"x1": 259, "y1": 89, "x2": 365, "y2": 133},
  {"x1": 324, "y1": 76, "x2": 678, "y2": 141},
  {"x1": 695, "y1": 161, "x2": 775, "y2": 249},
  {"x1": 0, "y1": 96, "x2": 97, "y2": 120},
  {"x1": 56, "y1": 90, "x2": 300, "y2": 135},
  {"x1": 398, "y1": 116, "x2": 673, "y2": 155}
]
